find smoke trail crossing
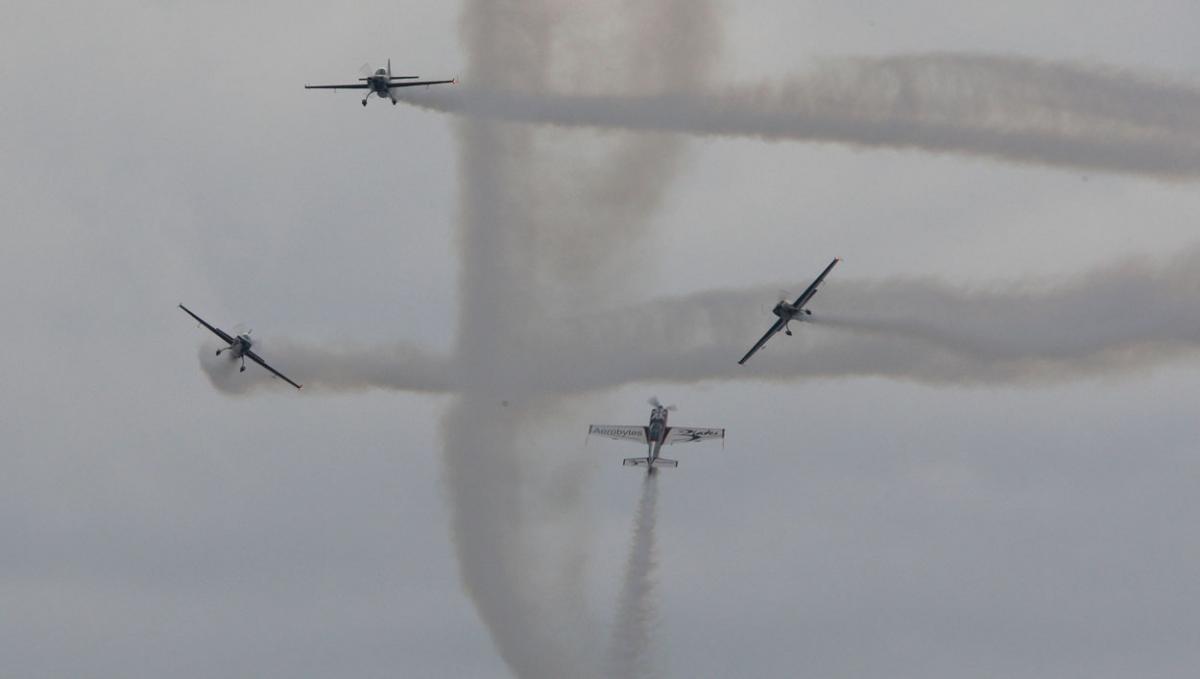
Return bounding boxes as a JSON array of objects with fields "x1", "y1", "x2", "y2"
[
  {"x1": 207, "y1": 247, "x2": 1200, "y2": 394},
  {"x1": 438, "y1": 1, "x2": 722, "y2": 677}
]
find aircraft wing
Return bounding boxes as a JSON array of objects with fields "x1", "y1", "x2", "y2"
[
  {"x1": 244, "y1": 349, "x2": 303, "y2": 390},
  {"x1": 304, "y1": 83, "x2": 371, "y2": 90},
  {"x1": 178, "y1": 304, "x2": 235, "y2": 345},
  {"x1": 665, "y1": 427, "x2": 725, "y2": 445},
  {"x1": 588, "y1": 425, "x2": 648, "y2": 445},
  {"x1": 738, "y1": 318, "x2": 785, "y2": 365},
  {"x1": 388, "y1": 79, "x2": 455, "y2": 88},
  {"x1": 792, "y1": 257, "x2": 841, "y2": 309}
]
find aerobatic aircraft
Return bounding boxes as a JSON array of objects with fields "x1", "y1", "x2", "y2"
[
  {"x1": 738, "y1": 257, "x2": 841, "y2": 365},
  {"x1": 178, "y1": 304, "x2": 302, "y2": 390},
  {"x1": 588, "y1": 398, "x2": 724, "y2": 473},
  {"x1": 304, "y1": 59, "x2": 454, "y2": 106}
]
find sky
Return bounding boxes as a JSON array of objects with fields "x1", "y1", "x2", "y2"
[{"x1": 4, "y1": 1, "x2": 1200, "y2": 677}]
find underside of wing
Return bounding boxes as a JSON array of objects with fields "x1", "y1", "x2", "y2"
[
  {"x1": 588, "y1": 425, "x2": 649, "y2": 445},
  {"x1": 244, "y1": 350, "x2": 303, "y2": 390},
  {"x1": 304, "y1": 83, "x2": 371, "y2": 90},
  {"x1": 793, "y1": 257, "x2": 841, "y2": 309},
  {"x1": 738, "y1": 319, "x2": 784, "y2": 365},
  {"x1": 178, "y1": 304, "x2": 235, "y2": 345},
  {"x1": 665, "y1": 427, "x2": 726, "y2": 445}
]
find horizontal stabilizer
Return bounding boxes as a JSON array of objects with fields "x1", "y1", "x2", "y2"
[
  {"x1": 652, "y1": 458, "x2": 679, "y2": 468},
  {"x1": 622, "y1": 458, "x2": 650, "y2": 467}
]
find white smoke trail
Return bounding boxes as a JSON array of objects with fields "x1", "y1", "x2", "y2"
[
  {"x1": 532, "y1": 248, "x2": 1200, "y2": 389},
  {"x1": 398, "y1": 53, "x2": 1200, "y2": 178},
  {"x1": 200, "y1": 246, "x2": 1200, "y2": 394},
  {"x1": 440, "y1": 1, "x2": 721, "y2": 677},
  {"x1": 609, "y1": 473, "x2": 661, "y2": 679},
  {"x1": 197, "y1": 339, "x2": 450, "y2": 394}
]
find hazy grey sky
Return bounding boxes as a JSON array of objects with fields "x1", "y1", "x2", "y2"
[{"x1": 4, "y1": 1, "x2": 1200, "y2": 678}]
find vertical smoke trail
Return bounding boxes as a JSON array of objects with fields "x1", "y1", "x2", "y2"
[
  {"x1": 442, "y1": 2, "x2": 720, "y2": 677},
  {"x1": 609, "y1": 473, "x2": 661, "y2": 679}
]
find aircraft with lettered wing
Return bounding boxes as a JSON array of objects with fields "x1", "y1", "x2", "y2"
[
  {"x1": 178, "y1": 304, "x2": 302, "y2": 390},
  {"x1": 588, "y1": 398, "x2": 724, "y2": 473}
]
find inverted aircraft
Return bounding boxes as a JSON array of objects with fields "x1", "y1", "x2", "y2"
[
  {"x1": 588, "y1": 398, "x2": 725, "y2": 473},
  {"x1": 178, "y1": 304, "x2": 302, "y2": 389},
  {"x1": 738, "y1": 257, "x2": 840, "y2": 365},
  {"x1": 304, "y1": 59, "x2": 454, "y2": 106}
]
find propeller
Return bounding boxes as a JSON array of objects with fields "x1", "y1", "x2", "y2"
[
  {"x1": 648, "y1": 396, "x2": 678, "y2": 412},
  {"x1": 358, "y1": 62, "x2": 374, "y2": 78}
]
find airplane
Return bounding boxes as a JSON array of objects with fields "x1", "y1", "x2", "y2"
[
  {"x1": 178, "y1": 304, "x2": 302, "y2": 390},
  {"x1": 304, "y1": 59, "x2": 455, "y2": 106},
  {"x1": 588, "y1": 398, "x2": 724, "y2": 473},
  {"x1": 738, "y1": 257, "x2": 840, "y2": 365}
]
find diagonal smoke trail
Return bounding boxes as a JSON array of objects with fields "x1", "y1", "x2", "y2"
[
  {"x1": 398, "y1": 53, "x2": 1200, "y2": 178},
  {"x1": 609, "y1": 473, "x2": 662, "y2": 679}
]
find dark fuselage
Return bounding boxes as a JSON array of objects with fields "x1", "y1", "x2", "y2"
[
  {"x1": 367, "y1": 70, "x2": 392, "y2": 96},
  {"x1": 646, "y1": 406, "x2": 669, "y2": 462}
]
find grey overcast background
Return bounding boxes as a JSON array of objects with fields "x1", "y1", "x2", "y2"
[{"x1": 6, "y1": 1, "x2": 1200, "y2": 677}]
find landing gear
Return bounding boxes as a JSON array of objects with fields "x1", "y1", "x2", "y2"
[
  {"x1": 785, "y1": 324, "x2": 793, "y2": 336},
  {"x1": 361, "y1": 98, "x2": 368, "y2": 107},
  {"x1": 390, "y1": 95, "x2": 397, "y2": 105}
]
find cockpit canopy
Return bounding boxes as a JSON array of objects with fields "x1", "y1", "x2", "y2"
[{"x1": 375, "y1": 68, "x2": 388, "y2": 75}]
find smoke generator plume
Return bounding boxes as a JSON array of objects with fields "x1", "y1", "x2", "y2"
[
  {"x1": 609, "y1": 473, "x2": 662, "y2": 679},
  {"x1": 399, "y1": 53, "x2": 1200, "y2": 179},
  {"x1": 533, "y1": 248, "x2": 1200, "y2": 390},
  {"x1": 201, "y1": 248, "x2": 1200, "y2": 397},
  {"x1": 439, "y1": 1, "x2": 722, "y2": 677},
  {"x1": 198, "y1": 339, "x2": 451, "y2": 395}
]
